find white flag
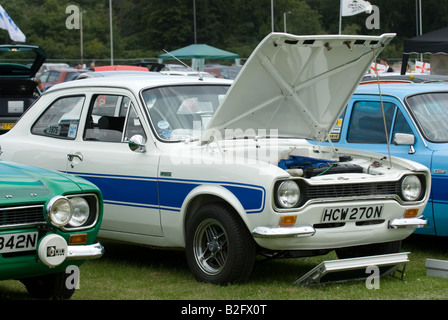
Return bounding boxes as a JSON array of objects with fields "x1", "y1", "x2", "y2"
[
  {"x1": 0, "y1": 6, "x2": 26, "y2": 42},
  {"x1": 341, "y1": 0, "x2": 373, "y2": 17}
]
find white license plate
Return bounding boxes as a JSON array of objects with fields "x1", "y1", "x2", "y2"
[
  {"x1": 322, "y1": 205, "x2": 383, "y2": 223},
  {"x1": 0, "y1": 232, "x2": 38, "y2": 254}
]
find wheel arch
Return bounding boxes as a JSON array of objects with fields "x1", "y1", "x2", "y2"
[{"x1": 181, "y1": 185, "x2": 251, "y2": 242}]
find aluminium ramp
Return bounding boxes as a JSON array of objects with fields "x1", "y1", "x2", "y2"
[{"x1": 294, "y1": 252, "x2": 409, "y2": 286}]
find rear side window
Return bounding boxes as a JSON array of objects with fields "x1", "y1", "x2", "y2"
[{"x1": 31, "y1": 95, "x2": 85, "y2": 139}]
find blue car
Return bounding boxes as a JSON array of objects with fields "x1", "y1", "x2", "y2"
[{"x1": 324, "y1": 82, "x2": 448, "y2": 236}]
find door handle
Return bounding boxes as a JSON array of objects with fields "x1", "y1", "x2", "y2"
[{"x1": 67, "y1": 153, "x2": 83, "y2": 161}]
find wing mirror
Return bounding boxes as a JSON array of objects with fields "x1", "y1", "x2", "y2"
[
  {"x1": 128, "y1": 135, "x2": 146, "y2": 153},
  {"x1": 394, "y1": 133, "x2": 415, "y2": 154}
]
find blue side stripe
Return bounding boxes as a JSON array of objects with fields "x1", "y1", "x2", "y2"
[{"x1": 69, "y1": 171, "x2": 265, "y2": 214}]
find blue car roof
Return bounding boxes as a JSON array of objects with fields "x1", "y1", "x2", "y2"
[{"x1": 354, "y1": 82, "x2": 448, "y2": 98}]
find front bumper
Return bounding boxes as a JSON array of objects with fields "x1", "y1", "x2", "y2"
[
  {"x1": 38, "y1": 234, "x2": 104, "y2": 267},
  {"x1": 66, "y1": 242, "x2": 105, "y2": 260},
  {"x1": 252, "y1": 216, "x2": 427, "y2": 239}
]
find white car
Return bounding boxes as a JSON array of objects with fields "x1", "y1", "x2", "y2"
[{"x1": 0, "y1": 33, "x2": 430, "y2": 284}]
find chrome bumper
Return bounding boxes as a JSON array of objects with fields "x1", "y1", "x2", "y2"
[
  {"x1": 66, "y1": 242, "x2": 105, "y2": 260},
  {"x1": 389, "y1": 216, "x2": 427, "y2": 229},
  {"x1": 252, "y1": 226, "x2": 316, "y2": 238}
]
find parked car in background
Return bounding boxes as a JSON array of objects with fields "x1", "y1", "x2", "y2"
[
  {"x1": 0, "y1": 160, "x2": 104, "y2": 299},
  {"x1": 361, "y1": 73, "x2": 448, "y2": 84},
  {"x1": 131, "y1": 62, "x2": 165, "y2": 72},
  {"x1": 36, "y1": 63, "x2": 70, "y2": 77},
  {"x1": 38, "y1": 68, "x2": 88, "y2": 91},
  {"x1": 94, "y1": 65, "x2": 149, "y2": 72},
  {"x1": 0, "y1": 45, "x2": 45, "y2": 134},
  {"x1": 74, "y1": 70, "x2": 157, "y2": 80},
  {"x1": 204, "y1": 65, "x2": 242, "y2": 80},
  {"x1": 0, "y1": 33, "x2": 430, "y2": 284},
  {"x1": 161, "y1": 64, "x2": 191, "y2": 72},
  {"x1": 322, "y1": 82, "x2": 448, "y2": 236},
  {"x1": 160, "y1": 70, "x2": 214, "y2": 78}
]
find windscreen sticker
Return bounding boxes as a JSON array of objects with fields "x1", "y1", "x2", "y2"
[{"x1": 158, "y1": 120, "x2": 170, "y2": 130}]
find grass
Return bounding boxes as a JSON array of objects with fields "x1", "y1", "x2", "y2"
[{"x1": 1, "y1": 235, "x2": 448, "y2": 300}]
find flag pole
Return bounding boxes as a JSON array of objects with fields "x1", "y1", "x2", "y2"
[{"x1": 339, "y1": 0, "x2": 342, "y2": 34}]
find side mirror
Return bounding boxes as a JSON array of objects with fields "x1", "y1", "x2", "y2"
[
  {"x1": 394, "y1": 133, "x2": 416, "y2": 154},
  {"x1": 394, "y1": 133, "x2": 415, "y2": 145},
  {"x1": 128, "y1": 135, "x2": 146, "y2": 153}
]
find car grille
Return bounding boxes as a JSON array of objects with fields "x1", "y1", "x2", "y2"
[
  {"x1": 0, "y1": 205, "x2": 46, "y2": 228},
  {"x1": 304, "y1": 181, "x2": 401, "y2": 200}
]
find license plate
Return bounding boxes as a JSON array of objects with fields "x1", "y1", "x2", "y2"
[
  {"x1": 0, "y1": 232, "x2": 38, "y2": 254},
  {"x1": 0, "y1": 122, "x2": 14, "y2": 130},
  {"x1": 321, "y1": 205, "x2": 383, "y2": 223}
]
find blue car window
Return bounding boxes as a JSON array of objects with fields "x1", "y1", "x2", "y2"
[
  {"x1": 392, "y1": 109, "x2": 413, "y2": 137},
  {"x1": 407, "y1": 92, "x2": 448, "y2": 142},
  {"x1": 347, "y1": 101, "x2": 396, "y2": 144}
]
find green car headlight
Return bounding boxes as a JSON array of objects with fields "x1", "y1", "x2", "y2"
[
  {"x1": 47, "y1": 196, "x2": 73, "y2": 227},
  {"x1": 68, "y1": 196, "x2": 91, "y2": 227}
]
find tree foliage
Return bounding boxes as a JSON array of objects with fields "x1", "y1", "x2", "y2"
[{"x1": 0, "y1": 0, "x2": 446, "y2": 61}]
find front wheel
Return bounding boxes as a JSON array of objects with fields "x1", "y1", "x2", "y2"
[
  {"x1": 20, "y1": 271, "x2": 75, "y2": 299},
  {"x1": 185, "y1": 203, "x2": 256, "y2": 284}
]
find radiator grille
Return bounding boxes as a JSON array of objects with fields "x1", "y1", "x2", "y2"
[
  {"x1": 0, "y1": 205, "x2": 45, "y2": 228},
  {"x1": 305, "y1": 181, "x2": 401, "y2": 200}
]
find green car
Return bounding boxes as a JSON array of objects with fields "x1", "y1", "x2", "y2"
[{"x1": 0, "y1": 160, "x2": 104, "y2": 299}]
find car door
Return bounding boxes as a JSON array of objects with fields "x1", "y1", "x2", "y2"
[
  {"x1": 28, "y1": 90, "x2": 162, "y2": 237},
  {"x1": 65, "y1": 91, "x2": 163, "y2": 237}
]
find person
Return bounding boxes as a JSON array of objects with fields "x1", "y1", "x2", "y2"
[{"x1": 379, "y1": 57, "x2": 394, "y2": 72}]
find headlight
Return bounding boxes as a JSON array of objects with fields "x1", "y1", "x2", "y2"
[
  {"x1": 401, "y1": 175, "x2": 422, "y2": 201},
  {"x1": 69, "y1": 197, "x2": 91, "y2": 227},
  {"x1": 277, "y1": 180, "x2": 300, "y2": 208},
  {"x1": 47, "y1": 196, "x2": 73, "y2": 227}
]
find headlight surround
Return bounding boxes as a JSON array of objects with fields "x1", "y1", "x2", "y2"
[
  {"x1": 401, "y1": 175, "x2": 422, "y2": 201},
  {"x1": 276, "y1": 180, "x2": 301, "y2": 208},
  {"x1": 47, "y1": 196, "x2": 73, "y2": 227},
  {"x1": 68, "y1": 196, "x2": 91, "y2": 227}
]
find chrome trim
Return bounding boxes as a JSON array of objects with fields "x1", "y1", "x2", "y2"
[
  {"x1": 61, "y1": 193, "x2": 100, "y2": 231},
  {"x1": 389, "y1": 216, "x2": 427, "y2": 229},
  {"x1": 252, "y1": 225, "x2": 316, "y2": 238},
  {"x1": 66, "y1": 242, "x2": 104, "y2": 260}
]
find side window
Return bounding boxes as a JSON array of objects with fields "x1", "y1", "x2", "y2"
[
  {"x1": 84, "y1": 94, "x2": 145, "y2": 143},
  {"x1": 347, "y1": 101, "x2": 396, "y2": 144},
  {"x1": 124, "y1": 104, "x2": 147, "y2": 142},
  {"x1": 31, "y1": 96, "x2": 85, "y2": 139},
  {"x1": 47, "y1": 71, "x2": 61, "y2": 82},
  {"x1": 392, "y1": 109, "x2": 413, "y2": 137}
]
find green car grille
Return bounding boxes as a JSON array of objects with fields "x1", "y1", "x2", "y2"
[{"x1": 0, "y1": 205, "x2": 45, "y2": 228}]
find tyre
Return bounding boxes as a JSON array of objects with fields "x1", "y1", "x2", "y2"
[
  {"x1": 185, "y1": 203, "x2": 256, "y2": 284},
  {"x1": 336, "y1": 240, "x2": 402, "y2": 259},
  {"x1": 20, "y1": 271, "x2": 75, "y2": 299}
]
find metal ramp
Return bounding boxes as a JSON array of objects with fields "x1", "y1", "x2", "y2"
[{"x1": 294, "y1": 252, "x2": 409, "y2": 286}]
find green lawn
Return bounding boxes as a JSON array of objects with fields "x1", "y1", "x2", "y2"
[{"x1": 1, "y1": 235, "x2": 448, "y2": 300}]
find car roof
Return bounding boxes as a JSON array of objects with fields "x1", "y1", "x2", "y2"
[
  {"x1": 45, "y1": 74, "x2": 232, "y2": 93},
  {"x1": 354, "y1": 82, "x2": 448, "y2": 98}
]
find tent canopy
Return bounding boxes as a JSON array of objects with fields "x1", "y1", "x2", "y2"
[
  {"x1": 159, "y1": 44, "x2": 239, "y2": 60},
  {"x1": 158, "y1": 44, "x2": 240, "y2": 71},
  {"x1": 401, "y1": 27, "x2": 448, "y2": 74}
]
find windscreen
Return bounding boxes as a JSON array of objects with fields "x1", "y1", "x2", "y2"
[
  {"x1": 142, "y1": 85, "x2": 229, "y2": 141},
  {"x1": 406, "y1": 92, "x2": 448, "y2": 142}
]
